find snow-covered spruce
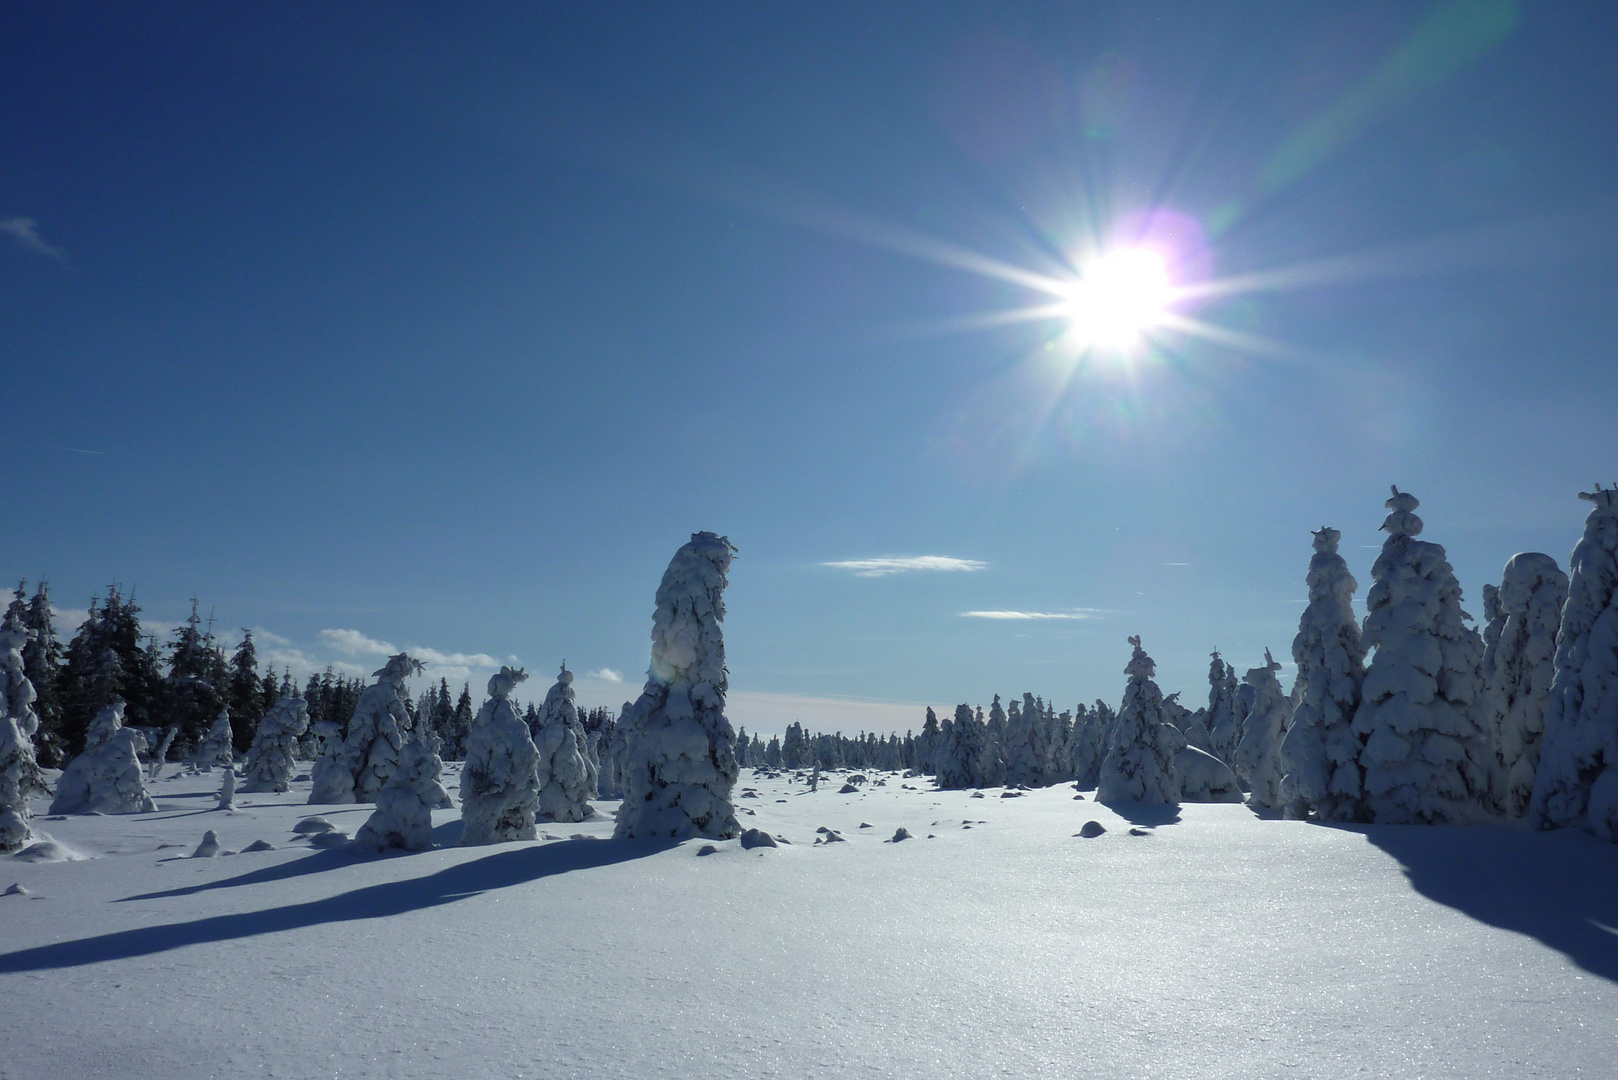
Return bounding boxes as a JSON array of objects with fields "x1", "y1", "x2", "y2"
[
  {"x1": 934, "y1": 704, "x2": 982, "y2": 790},
  {"x1": 306, "y1": 719, "x2": 353, "y2": 804},
  {"x1": 1279, "y1": 527, "x2": 1368, "y2": 821},
  {"x1": 1175, "y1": 745, "x2": 1244, "y2": 802},
  {"x1": 1483, "y1": 553, "x2": 1566, "y2": 817},
  {"x1": 1353, "y1": 487, "x2": 1490, "y2": 824},
  {"x1": 460, "y1": 666, "x2": 541, "y2": 845},
  {"x1": 1205, "y1": 651, "x2": 1242, "y2": 764},
  {"x1": 1097, "y1": 637, "x2": 1184, "y2": 806},
  {"x1": 614, "y1": 532, "x2": 742, "y2": 841},
  {"x1": 192, "y1": 708, "x2": 235, "y2": 771},
  {"x1": 535, "y1": 663, "x2": 594, "y2": 823},
  {"x1": 1065, "y1": 703, "x2": 1104, "y2": 789},
  {"x1": 1235, "y1": 650, "x2": 1291, "y2": 810},
  {"x1": 335, "y1": 653, "x2": 424, "y2": 804},
  {"x1": 0, "y1": 615, "x2": 45, "y2": 850},
  {"x1": 239, "y1": 696, "x2": 310, "y2": 794},
  {"x1": 49, "y1": 703, "x2": 158, "y2": 815},
  {"x1": 1001, "y1": 693, "x2": 1043, "y2": 787},
  {"x1": 353, "y1": 733, "x2": 450, "y2": 853},
  {"x1": 978, "y1": 696, "x2": 1006, "y2": 788},
  {"x1": 1532, "y1": 486, "x2": 1618, "y2": 838}
]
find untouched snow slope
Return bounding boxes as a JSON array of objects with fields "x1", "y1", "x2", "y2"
[{"x1": 2, "y1": 767, "x2": 1616, "y2": 1079}]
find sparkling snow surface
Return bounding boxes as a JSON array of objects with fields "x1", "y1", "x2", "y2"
[{"x1": 3, "y1": 767, "x2": 1616, "y2": 1079}]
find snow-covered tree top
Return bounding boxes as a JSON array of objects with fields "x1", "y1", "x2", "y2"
[
  {"x1": 373, "y1": 653, "x2": 425, "y2": 686},
  {"x1": 647, "y1": 531, "x2": 736, "y2": 690},
  {"x1": 487, "y1": 665, "x2": 528, "y2": 700},
  {"x1": 1311, "y1": 526, "x2": 1341, "y2": 555},
  {"x1": 1482, "y1": 583, "x2": 1502, "y2": 624},
  {"x1": 1244, "y1": 648, "x2": 1282, "y2": 685},
  {"x1": 0, "y1": 611, "x2": 33, "y2": 657},
  {"x1": 1381, "y1": 486, "x2": 1423, "y2": 538},
  {"x1": 1578, "y1": 483, "x2": 1618, "y2": 511},
  {"x1": 1125, "y1": 635, "x2": 1155, "y2": 680},
  {"x1": 1499, "y1": 552, "x2": 1566, "y2": 611}
]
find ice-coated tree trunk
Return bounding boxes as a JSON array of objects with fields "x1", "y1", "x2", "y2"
[
  {"x1": 1531, "y1": 487, "x2": 1618, "y2": 838},
  {"x1": 1279, "y1": 527, "x2": 1367, "y2": 821},
  {"x1": 614, "y1": 532, "x2": 742, "y2": 841},
  {"x1": 1097, "y1": 637, "x2": 1183, "y2": 806},
  {"x1": 49, "y1": 703, "x2": 158, "y2": 815},
  {"x1": 1484, "y1": 553, "x2": 1566, "y2": 817},
  {"x1": 240, "y1": 696, "x2": 310, "y2": 793},
  {"x1": 1352, "y1": 488, "x2": 1490, "y2": 824}
]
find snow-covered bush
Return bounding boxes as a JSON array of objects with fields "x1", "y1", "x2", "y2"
[
  {"x1": 240, "y1": 696, "x2": 310, "y2": 794},
  {"x1": 353, "y1": 733, "x2": 450, "y2": 853},
  {"x1": 307, "y1": 719, "x2": 353, "y2": 804},
  {"x1": 535, "y1": 664, "x2": 594, "y2": 823},
  {"x1": 614, "y1": 532, "x2": 742, "y2": 840},
  {"x1": 1353, "y1": 487, "x2": 1490, "y2": 824},
  {"x1": 1235, "y1": 650, "x2": 1290, "y2": 810},
  {"x1": 1484, "y1": 553, "x2": 1566, "y2": 817},
  {"x1": 1279, "y1": 527, "x2": 1368, "y2": 821},
  {"x1": 193, "y1": 708, "x2": 235, "y2": 771},
  {"x1": 1097, "y1": 637, "x2": 1183, "y2": 806},
  {"x1": 1532, "y1": 487, "x2": 1618, "y2": 838},
  {"x1": 1175, "y1": 745, "x2": 1244, "y2": 802},
  {"x1": 460, "y1": 666, "x2": 541, "y2": 845},
  {"x1": 340, "y1": 653, "x2": 423, "y2": 804},
  {"x1": 49, "y1": 703, "x2": 158, "y2": 815},
  {"x1": 1205, "y1": 651, "x2": 1242, "y2": 763}
]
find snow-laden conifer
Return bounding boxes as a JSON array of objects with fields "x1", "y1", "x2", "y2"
[
  {"x1": 1279, "y1": 527, "x2": 1367, "y2": 821},
  {"x1": 354, "y1": 732, "x2": 451, "y2": 853},
  {"x1": 0, "y1": 716, "x2": 35, "y2": 851},
  {"x1": 340, "y1": 653, "x2": 423, "y2": 803},
  {"x1": 1097, "y1": 637, "x2": 1183, "y2": 805},
  {"x1": 979, "y1": 695, "x2": 1007, "y2": 787},
  {"x1": 240, "y1": 696, "x2": 310, "y2": 794},
  {"x1": 934, "y1": 704, "x2": 981, "y2": 789},
  {"x1": 1483, "y1": 553, "x2": 1566, "y2": 817},
  {"x1": 1532, "y1": 487, "x2": 1618, "y2": 837},
  {"x1": 1067, "y1": 703, "x2": 1105, "y2": 789},
  {"x1": 460, "y1": 666, "x2": 540, "y2": 845},
  {"x1": 0, "y1": 615, "x2": 46, "y2": 848},
  {"x1": 1353, "y1": 487, "x2": 1490, "y2": 823},
  {"x1": 614, "y1": 532, "x2": 741, "y2": 840},
  {"x1": 1235, "y1": 650, "x2": 1290, "y2": 809},
  {"x1": 1001, "y1": 693, "x2": 1043, "y2": 787},
  {"x1": 535, "y1": 663, "x2": 594, "y2": 823},
  {"x1": 307, "y1": 719, "x2": 353, "y2": 803},
  {"x1": 193, "y1": 708, "x2": 235, "y2": 771},
  {"x1": 49, "y1": 702, "x2": 157, "y2": 814},
  {"x1": 1205, "y1": 651, "x2": 1241, "y2": 763}
]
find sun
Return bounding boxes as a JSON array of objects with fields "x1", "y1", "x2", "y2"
[{"x1": 1061, "y1": 247, "x2": 1173, "y2": 351}]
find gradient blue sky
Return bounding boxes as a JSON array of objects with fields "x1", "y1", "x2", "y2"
[{"x1": 4, "y1": 2, "x2": 1616, "y2": 731}]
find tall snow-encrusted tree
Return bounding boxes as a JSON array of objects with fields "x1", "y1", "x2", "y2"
[
  {"x1": 917, "y1": 707, "x2": 940, "y2": 775},
  {"x1": 226, "y1": 631, "x2": 264, "y2": 752},
  {"x1": 354, "y1": 732, "x2": 451, "y2": 853},
  {"x1": 1353, "y1": 487, "x2": 1490, "y2": 824},
  {"x1": 340, "y1": 653, "x2": 424, "y2": 804},
  {"x1": 1001, "y1": 693, "x2": 1044, "y2": 787},
  {"x1": 1097, "y1": 637, "x2": 1183, "y2": 805},
  {"x1": 49, "y1": 702, "x2": 158, "y2": 815},
  {"x1": 1483, "y1": 553, "x2": 1566, "y2": 817},
  {"x1": 240, "y1": 695, "x2": 310, "y2": 793},
  {"x1": 307, "y1": 719, "x2": 351, "y2": 803},
  {"x1": 1205, "y1": 651, "x2": 1241, "y2": 764},
  {"x1": 1532, "y1": 487, "x2": 1618, "y2": 838},
  {"x1": 461, "y1": 666, "x2": 541, "y2": 844},
  {"x1": 535, "y1": 663, "x2": 594, "y2": 823},
  {"x1": 0, "y1": 614, "x2": 45, "y2": 851},
  {"x1": 1279, "y1": 527, "x2": 1368, "y2": 821},
  {"x1": 16, "y1": 581, "x2": 64, "y2": 766},
  {"x1": 1066, "y1": 703, "x2": 1104, "y2": 789},
  {"x1": 1235, "y1": 650, "x2": 1291, "y2": 809},
  {"x1": 193, "y1": 708, "x2": 235, "y2": 770},
  {"x1": 979, "y1": 695, "x2": 1007, "y2": 787},
  {"x1": 614, "y1": 532, "x2": 742, "y2": 840},
  {"x1": 165, "y1": 600, "x2": 228, "y2": 752},
  {"x1": 935, "y1": 704, "x2": 982, "y2": 789}
]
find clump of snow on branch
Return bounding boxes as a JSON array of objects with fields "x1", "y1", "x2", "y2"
[
  {"x1": 240, "y1": 696, "x2": 310, "y2": 794},
  {"x1": 614, "y1": 532, "x2": 742, "y2": 841},
  {"x1": 1352, "y1": 487, "x2": 1490, "y2": 824},
  {"x1": 1532, "y1": 486, "x2": 1618, "y2": 838},
  {"x1": 1097, "y1": 637, "x2": 1183, "y2": 806},
  {"x1": 1483, "y1": 553, "x2": 1566, "y2": 817},
  {"x1": 192, "y1": 708, "x2": 235, "y2": 771},
  {"x1": 49, "y1": 703, "x2": 158, "y2": 815},
  {"x1": 534, "y1": 663, "x2": 594, "y2": 823},
  {"x1": 1279, "y1": 527, "x2": 1367, "y2": 821},
  {"x1": 353, "y1": 732, "x2": 450, "y2": 853},
  {"x1": 1235, "y1": 650, "x2": 1290, "y2": 810},
  {"x1": 460, "y1": 666, "x2": 540, "y2": 845}
]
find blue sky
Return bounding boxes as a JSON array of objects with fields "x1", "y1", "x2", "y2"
[{"x1": 4, "y1": 2, "x2": 1616, "y2": 731}]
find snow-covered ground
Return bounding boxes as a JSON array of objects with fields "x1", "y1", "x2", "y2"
[{"x1": 3, "y1": 766, "x2": 1616, "y2": 1079}]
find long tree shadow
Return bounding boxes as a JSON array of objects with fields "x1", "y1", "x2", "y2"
[
  {"x1": 1353, "y1": 822, "x2": 1618, "y2": 983},
  {"x1": 1096, "y1": 799, "x2": 1183, "y2": 827},
  {"x1": 0, "y1": 837, "x2": 676, "y2": 973}
]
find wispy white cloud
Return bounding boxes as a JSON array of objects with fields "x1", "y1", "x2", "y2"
[
  {"x1": 49, "y1": 606, "x2": 90, "y2": 636},
  {"x1": 1, "y1": 217, "x2": 65, "y2": 261},
  {"x1": 959, "y1": 609, "x2": 1100, "y2": 620},
  {"x1": 318, "y1": 628, "x2": 396, "y2": 655},
  {"x1": 408, "y1": 645, "x2": 503, "y2": 669},
  {"x1": 249, "y1": 626, "x2": 292, "y2": 647},
  {"x1": 584, "y1": 668, "x2": 623, "y2": 683},
  {"x1": 823, "y1": 556, "x2": 987, "y2": 578}
]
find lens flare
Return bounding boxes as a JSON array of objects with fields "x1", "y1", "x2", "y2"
[{"x1": 1062, "y1": 247, "x2": 1173, "y2": 351}]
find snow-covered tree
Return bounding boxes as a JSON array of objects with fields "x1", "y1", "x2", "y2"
[
  {"x1": 1001, "y1": 693, "x2": 1044, "y2": 787},
  {"x1": 1205, "y1": 651, "x2": 1241, "y2": 763},
  {"x1": 934, "y1": 703, "x2": 982, "y2": 789},
  {"x1": 535, "y1": 663, "x2": 594, "y2": 823},
  {"x1": 335, "y1": 653, "x2": 424, "y2": 804},
  {"x1": 1235, "y1": 650, "x2": 1290, "y2": 810},
  {"x1": 614, "y1": 532, "x2": 742, "y2": 840},
  {"x1": 1097, "y1": 637, "x2": 1183, "y2": 805},
  {"x1": 1353, "y1": 487, "x2": 1490, "y2": 824},
  {"x1": 240, "y1": 695, "x2": 310, "y2": 793},
  {"x1": 193, "y1": 707, "x2": 235, "y2": 770},
  {"x1": 459, "y1": 666, "x2": 540, "y2": 844},
  {"x1": 307, "y1": 719, "x2": 352, "y2": 803},
  {"x1": 1532, "y1": 487, "x2": 1618, "y2": 838},
  {"x1": 1067, "y1": 703, "x2": 1105, "y2": 789},
  {"x1": 916, "y1": 706, "x2": 940, "y2": 775},
  {"x1": 1482, "y1": 553, "x2": 1567, "y2": 817},
  {"x1": 49, "y1": 702, "x2": 158, "y2": 814},
  {"x1": 0, "y1": 614, "x2": 46, "y2": 800},
  {"x1": 978, "y1": 695, "x2": 1007, "y2": 787},
  {"x1": 354, "y1": 732, "x2": 450, "y2": 853},
  {"x1": 1279, "y1": 527, "x2": 1368, "y2": 821}
]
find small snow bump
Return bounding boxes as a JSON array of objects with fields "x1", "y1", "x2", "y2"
[
  {"x1": 858, "y1": 822, "x2": 872, "y2": 829},
  {"x1": 696, "y1": 844, "x2": 719, "y2": 856},
  {"x1": 1128, "y1": 827, "x2": 1153, "y2": 837},
  {"x1": 888, "y1": 827, "x2": 911, "y2": 843},
  {"x1": 1077, "y1": 820, "x2": 1106, "y2": 838},
  {"x1": 739, "y1": 828, "x2": 777, "y2": 850},
  {"x1": 242, "y1": 839, "x2": 276, "y2": 853},
  {"x1": 3, "y1": 882, "x2": 29, "y2": 896},
  {"x1": 292, "y1": 817, "x2": 335, "y2": 835}
]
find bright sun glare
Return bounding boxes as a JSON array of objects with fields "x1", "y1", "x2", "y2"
[{"x1": 1063, "y1": 247, "x2": 1173, "y2": 351}]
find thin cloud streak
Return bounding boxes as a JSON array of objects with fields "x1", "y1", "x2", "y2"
[
  {"x1": 823, "y1": 556, "x2": 987, "y2": 578},
  {"x1": 0, "y1": 217, "x2": 65, "y2": 261},
  {"x1": 960, "y1": 610, "x2": 1100, "y2": 620}
]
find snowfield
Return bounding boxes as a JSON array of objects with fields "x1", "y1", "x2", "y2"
[{"x1": 3, "y1": 766, "x2": 1616, "y2": 1080}]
